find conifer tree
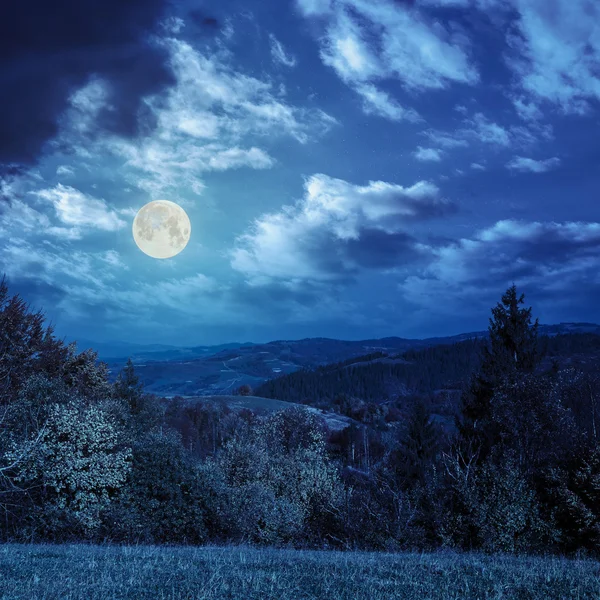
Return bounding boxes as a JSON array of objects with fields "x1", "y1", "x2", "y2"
[
  {"x1": 395, "y1": 399, "x2": 440, "y2": 488},
  {"x1": 114, "y1": 358, "x2": 144, "y2": 415},
  {"x1": 458, "y1": 284, "x2": 541, "y2": 460}
]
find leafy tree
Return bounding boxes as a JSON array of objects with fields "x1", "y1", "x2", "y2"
[
  {"x1": 5, "y1": 400, "x2": 132, "y2": 541},
  {"x1": 0, "y1": 276, "x2": 65, "y2": 404},
  {"x1": 102, "y1": 429, "x2": 206, "y2": 545},
  {"x1": 235, "y1": 384, "x2": 252, "y2": 396},
  {"x1": 60, "y1": 343, "x2": 113, "y2": 402},
  {"x1": 202, "y1": 407, "x2": 345, "y2": 546}
]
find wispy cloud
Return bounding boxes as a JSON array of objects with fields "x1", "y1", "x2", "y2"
[
  {"x1": 295, "y1": 0, "x2": 479, "y2": 121},
  {"x1": 50, "y1": 38, "x2": 339, "y2": 202},
  {"x1": 33, "y1": 184, "x2": 126, "y2": 232},
  {"x1": 414, "y1": 147, "x2": 443, "y2": 162},
  {"x1": 269, "y1": 33, "x2": 297, "y2": 67},
  {"x1": 459, "y1": 113, "x2": 511, "y2": 147},
  {"x1": 422, "y1": 130, "x2": 469, "y2": 149},
  {"x1": 506, "y1": 156, "x2": 561, "y2": 173},
  {"x1": 505, "y1": 0, "x2": 600, "y2": 115}
]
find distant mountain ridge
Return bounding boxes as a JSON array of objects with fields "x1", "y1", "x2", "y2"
[{"x1": 77, "y1": 322, "x2": 600, "y2": 398}]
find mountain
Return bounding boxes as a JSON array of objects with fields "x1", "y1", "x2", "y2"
[
  {"x1": 254, "y1": 329, "x2": 600, "y2": 410},
  {"x1": 66, "y1": 338, "x2": 257, "y2": 362},
  {"x1": 94, "y1": 322, "x2": 600, "y2": 398}
]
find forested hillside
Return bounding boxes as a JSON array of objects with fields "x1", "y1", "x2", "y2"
[{"x1": 254, "y1": 331, "x2": 600, "y2": 408}]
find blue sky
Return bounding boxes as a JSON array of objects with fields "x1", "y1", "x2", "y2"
[{"x1": 1, "y1": 0, "x2": 599, "y2": 346}]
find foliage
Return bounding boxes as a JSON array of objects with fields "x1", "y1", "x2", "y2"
[
  {"x1": 101, "y1": 428, "x2": 206, "y2": 545},
  {"x1": 202, "y1": 407, "x2": 345, "y2": 546},
  {"x1": 4, "y1": 400, "x2": 132, "y2": 540},
  {"x1": 458, "y1": 284, "x2": 542, "y2": 462}
]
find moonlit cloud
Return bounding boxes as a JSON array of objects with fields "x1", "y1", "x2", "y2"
[
  {"x1": 414, "y1": 147, "x2": 443, "y2": 162},
  {"x1": 50, "y1": 37, "x2": 338, "y2": 202},
  {"x1": 506, "y1": 156, "x2": 561, "y2": 173},
  {"x1": 295, "y1": 0, "x2": 479, "y2": 121},
  {"x1": 34, "y1": 184, "x2": 127, "y2": 232},
  {"x1": 399, "y1": 219, "x2": 600, "y2": 319},
  {"x1": 230, "y1": 173, "x2": 454, "y2": 283},
  {"x1": 269, "y1": 33, "x2": 297, "y2": 67},
  {"x1": 506, "y1": 0, "x2": 600, "y2": 115}
]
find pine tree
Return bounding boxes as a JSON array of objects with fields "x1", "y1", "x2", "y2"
[
  {"x1": 114, "y1": 358, "x2": 144, "y2": 415},
  {"x1": 395, "y1": 399, "x2": 440, "y2": 488},
  {"x1": 458, "y1": 284, "x2": 541, "y2": 460}
]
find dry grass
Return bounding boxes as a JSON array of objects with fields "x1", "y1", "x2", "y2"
[{"x1": 1, "y1": 542, "x2": 599, "y2": 599}]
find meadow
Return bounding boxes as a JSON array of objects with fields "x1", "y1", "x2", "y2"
[{"x1": 1, "y1": 542, "x2": 599, "y2": 600}]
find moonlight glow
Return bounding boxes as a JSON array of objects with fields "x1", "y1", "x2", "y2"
[{"x1": 132, "y1": 200, "x2": 191, "y2": 259}]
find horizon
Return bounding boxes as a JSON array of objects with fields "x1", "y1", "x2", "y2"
[
  {"x1": 66, "y1": 320, "x2": 599, "y2": 355},
  {"x1": 2, "y1": 0, "x2": 599, "y2": 346}
]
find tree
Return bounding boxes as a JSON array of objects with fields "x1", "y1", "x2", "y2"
[
  {"x1": 0, "y1": 276, "x2": 61, "y2": 404},
  {"x1": 391, "y1": 399, "x2": 440, "y2": 489},
  {"x1": 103, "y1": 429, "x2": 207, "y2": 545},
  {"x1": 60, "y1": 343, "x2": 114, "y2": 402},
  {"x1": 5, "y1": 400, "x2": 132, "y2": 541},
  {"x1": 458, "y1": 284, "x2": 541, "y2": 460},
  {"x1": 202, "y1": 407, "x2": 345, "y2": 546},
  {"x1": 114, "y1": 358, "x2": 144, "y2": 414},
  {"x1": 113, "y1": 359, "x2": 162, "y2": 440},
  {"x1": 235, "y1": 384, "x2": 252, "y2": 396}
]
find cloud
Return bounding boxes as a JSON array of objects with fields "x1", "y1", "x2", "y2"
[
  {"x1": 506, "y1": 156, "x2": 561, "y2": 173},
  {"x1": 33, "y1": 184, "x2": 127, "y2": 232},
  {"x1": 459, "y1": 113, "x2": 511, "y2": 146},
  {"x1": 51, "y1": 38, "x2": 337, "y2": 201},
  {"x1": 295, "y1": 0, "x2": 479, "y2": 121},
  {"x1": 206, "y1": 147, "x2": 276, "y2": 170},
  {"x1": 471, "y1": 162, "x2": 486, "y2": 170},
  {"x1": 505, "y1": 0, "x2": 600, "y2": 115},
  {"x1": 421, "y1": 130, "x2": 470, "y2": 149},
  {"x1": 354, "y1": 83, "x2": 421, "y2": 122},
  {"x1": 230, "y1": 173, "x2": 455, "y2": 283},
  {"x1": 99, "y1": 250, "x2": 129, "y2": 269},
  {"x1": 414, "y1": 147, "x2": 443, "y2": 162},
  {"x1": 510, "y1": 94, "x2": 544, "y2": 122},
  {"x1": 422, "y1": 110, "x2": 553, "y2": 158},
  {"x1": 0, "y1": 0, "x2": 176, "y2": 167},
  {"x1": 399, "y1": 219, "x2": 600, "y2": 318},
  {"x1": 56, "y1": 165, "x2": 75, "y2": 177},
  {"x1": 269, "y1": 34, "x2": 297, "y2": 67}
]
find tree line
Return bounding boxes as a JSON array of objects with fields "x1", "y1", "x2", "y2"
[{"x1": 0, "y1": 275, "x2": 599, "y2": 556}]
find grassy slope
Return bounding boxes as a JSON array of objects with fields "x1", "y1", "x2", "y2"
[
  {"x1": 1, "y1": 543, "x2": 599, "y2": 600},
  {"x1": 165, "y1": 395, "x2": 357, "y2": 432}
]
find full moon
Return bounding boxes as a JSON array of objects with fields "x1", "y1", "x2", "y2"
[{"x1": 132, "y1": 200, "x2": 191, "y2": 259}]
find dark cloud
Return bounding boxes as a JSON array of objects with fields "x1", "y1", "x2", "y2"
[
  {"x1": 229, "y1": 279, "x2": 327, "y2": 310},
  {"x1": 1, "y1": 275, "x2": 67, "y2": 315},
  {"x1": 344, "y1": 229, "x2": 423, "y2": 269},
  {"x1": 0, "y1": 0, "x2": 176, "y2": 166},
  {"x1": 188, "y1": 10, "x2": 221, "y2": 29}
]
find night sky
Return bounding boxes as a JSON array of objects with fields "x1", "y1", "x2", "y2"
[{"x1": 1, "y1": 0, "x2": 599, "y2": 346}]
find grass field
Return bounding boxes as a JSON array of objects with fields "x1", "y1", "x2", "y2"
[{"x1": 1, "y1": 543, "x2": 599, "y2": 599}]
